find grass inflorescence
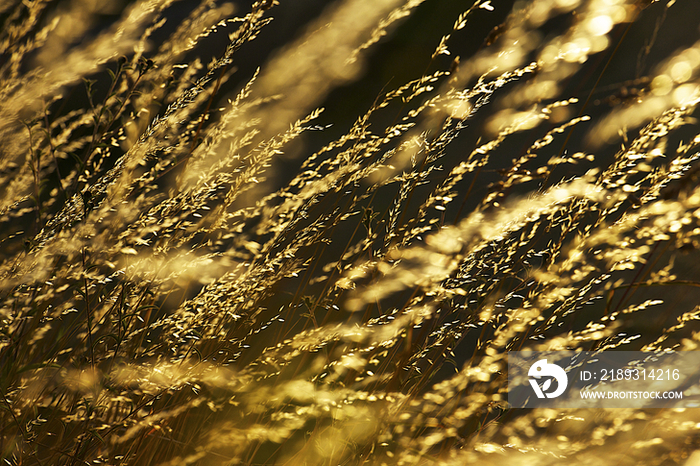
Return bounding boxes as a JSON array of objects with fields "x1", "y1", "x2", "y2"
[{"x1": 2, "y1": 0, "x2": 700, "y2": 464}]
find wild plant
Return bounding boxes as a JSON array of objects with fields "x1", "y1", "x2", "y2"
[{"x1": 1, "y1": 0, "x2": 700, "y2": 464}]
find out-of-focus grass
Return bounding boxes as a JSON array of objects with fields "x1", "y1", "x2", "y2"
[{"x1": 2, "y1": 0, "x2": 700, "y2": 464}]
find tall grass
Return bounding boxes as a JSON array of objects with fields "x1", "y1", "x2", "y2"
[{"x1": 2, "y1": 0, "x2": 700, "y2": 464}]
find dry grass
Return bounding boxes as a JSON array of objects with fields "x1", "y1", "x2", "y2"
[{"x1": 2, "y1": 0, "x2": 700, "y2": 464}]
